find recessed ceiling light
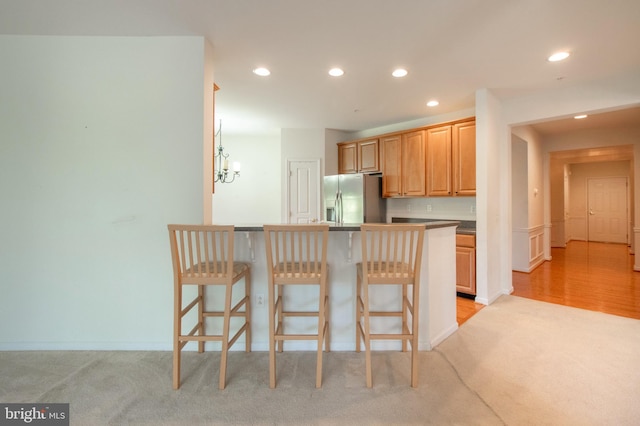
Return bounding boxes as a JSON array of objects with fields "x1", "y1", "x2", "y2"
[
  {"x1": 392, "y1": 68, "x2": 408, "y2": 78},
  {"x1": 328, "y1": 68, "x2": 344, "y2": 77},
  {"x1": 253, "y1": 67, "x2": 271, "y2": 76},
  {"x1": 426, "y1": 100, "x2": 439, "y2": 107},
  {"x1": 574, "y1": 114, "x2": 588, "y2": 119},
  {"x1": 548, "y1": 51, "x2": 570, "y2": 62}
]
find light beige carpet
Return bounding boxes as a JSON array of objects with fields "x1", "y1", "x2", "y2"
[
  {"x1": 1, "y1": 295, "x2": 639, "y2": 425},
  {"x1": 436, "y1": 295, "x2": 640, "y2": 426}
]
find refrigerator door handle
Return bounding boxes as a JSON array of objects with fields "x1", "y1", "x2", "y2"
[
  {"x1": 334, "y1": 191, "x2": 340, "y2": 224},
  {"x1": 337, "y1": 190, "x2": 344, "y2": 223}
]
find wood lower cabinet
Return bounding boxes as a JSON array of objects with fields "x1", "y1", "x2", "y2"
[
  {"x1": 456, "y1": 234, "x2": 476, "y2": 295},
  {"x1": 338, "y1": 138, "x2": 380, "y2": 174},
  {"x1": 380, "y1": 131, "x2": 426, "y2": 197}
]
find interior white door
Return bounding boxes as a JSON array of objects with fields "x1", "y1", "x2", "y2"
[
  {"x1": 587, "y1": 177, "x2": 628, "y2": 244},
  {"x1": 287, "y1": 159, "x2": 321, "y2": 224}
]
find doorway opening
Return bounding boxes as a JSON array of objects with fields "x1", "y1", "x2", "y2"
[
  {"x1": 509, "y1": 142, "x2": 637, "y2": 317},
  {"x1": 552, "y1": 154, "x2": 633, "y2": 248}
]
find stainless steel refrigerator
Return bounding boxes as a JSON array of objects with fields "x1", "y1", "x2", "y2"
[{"x1": 323, "y1": 173, "x2": 386, "y2": 224}]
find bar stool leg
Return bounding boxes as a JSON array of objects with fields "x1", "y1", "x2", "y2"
[
  {"x1": 316, "y1": 281, "x2": 326, "y2": 388},
  {"x1": 198, "y1": 285, "x2": 205, "y2": 353},
  {"x1": 268, "y1": 279, "x2": 277, "y2": 388},
  {"x1": 277, "y1": 285, "x2": 284, "y2": 353},
  {"x1": 402, "y1": 284, "x2": 408, "y2": 352},
  {"x1": 411, "y1": 282, "x2": 420, "y2": 388},
  {"x1": 355, "y1": 271, "x2": 362, "y2": 353},
  {"x1": 219, "y1": 283, "x2": 233, "y2": 390},
  {"x1": 173, "y1": 284, "x2": 182, "y2": 390},
  {"x1": 245, "y1": 271, "x2": 252, "y2": 352},
  {"x1": 324, "y1": 280, "x2": 330, "y2": 352},
  {"x1": 362, "y1": 281, "x2": 373, "y2": 388}
]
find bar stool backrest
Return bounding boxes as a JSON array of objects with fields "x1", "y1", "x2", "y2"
[
  {"x1": 264, "y1": 224, "x2": 329, "y2": 284},
  {"x1": 360, "y1": 224, "x2": 425, "y2": 285},
  {"x1": 168, "y1": 224, "x2": 236, "y2": 286}
]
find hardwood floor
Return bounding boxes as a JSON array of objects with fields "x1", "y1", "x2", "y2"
[
  {"x1": 456, "y1": 240, "x2": 640, "y2": 325},
  {"x1": 456, "y1": 295, "x2": 485, "y2": 325},
  {"x1": 512, "y1": 241, "x2": 640, "y2": 320}
]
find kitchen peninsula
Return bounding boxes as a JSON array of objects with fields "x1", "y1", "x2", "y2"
[{"x1": 227, "y1": 221, "x2": 459, "y2": 352}]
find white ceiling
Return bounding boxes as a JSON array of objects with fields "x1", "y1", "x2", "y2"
[{"x1": 2, "y1": 0, "x2": 640, "y2": 135}]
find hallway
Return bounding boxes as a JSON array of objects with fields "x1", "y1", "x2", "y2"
[
  {"x1": 512, "y1": 241, "x2": 640, "y2": 320},
  {"x1": 457, "y1": 240, "x2": 640, "y2": 325}
]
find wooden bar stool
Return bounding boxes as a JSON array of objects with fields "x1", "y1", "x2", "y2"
[
  {"x1": 356, "y1": 223, "x2": 425, "y2": 388},
  {"x1": 263, "y1": 224, "x2": 330, "y2": 388},
  {"x1": 168, "y1": 224, "x2": 251, "y2": 390}
]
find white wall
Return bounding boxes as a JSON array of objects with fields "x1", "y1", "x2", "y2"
[
  {"x1": 0, "y1": 35, "x2": 210, "y2": 350},
  {"x1": 511, "y1": 135, "x2": 530, "y2": 271},
  {"x1": 510, "y1": 126, "x2": 546, "y2": 272},
  {"x1": 212, "y1": 132, "x2": 282, "y2": 224},
  {"x1": 475, "y1": 88, "x2": 510, "y2": 304},
  {"x1": 324, "y1": 129, "x2": 350, "y2": 176},
  {"x1": 511, "y1": 136, "x2": 529, "y2": 230}
]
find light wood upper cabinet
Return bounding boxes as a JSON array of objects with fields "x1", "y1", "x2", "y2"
[
  {"x1": 338, "y1": 142, "x2": 358, "y2": 174},
  {"x1": 381, "y1": 135, "x2": 402, "y2": 197},
  {"x1": 426, "y1": 125, "x2": 452, "y2": 196},
  {"x1": 358, "y1": 139, "x2": 380, "y2": 173},
  {"x1": 338, "y1": 138, "x2": 379, "y2": 174},
  {"x1": 402, "y1": 130, "x2": 426, "y2": 196},
  {"x1": 338, "y1": 117, "x2": 475, "y2": 198},
  {"x1": 426, "y1": 120, "x2": 476, "y2": 196},
  {"x1": 452, "y1": 121, "x2": 476, "y2": 196},
  {"x1": 381, "y1": 131, "x2": 425, "y2": 197}
]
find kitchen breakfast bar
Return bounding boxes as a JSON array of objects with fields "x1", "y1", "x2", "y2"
[{"x1": 227, "y1": 221, "x2": 459, "y2": 351}]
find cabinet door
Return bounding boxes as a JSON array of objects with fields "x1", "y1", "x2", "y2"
[
  {"x1": 358, "y1": 139, "x2": 380, "y2": 173},
  {"x1": 402, "y1": 130, "x2": 426, "y2": 196},
  {"x1": 453, "y1": 121, "x2": 476, "y2": 196},
  {"x1": 338, "y1": 142, "x2": 357, "y2": 174},
  {"x1": 381, "y1": 135, "x2": 402, "y2": 197},
  {"x1": 426, "y1": 125, "x2": 452, "y2": 196},
  {"x1": 456, "y1": 246, "x2": 476, "y2": 295}
]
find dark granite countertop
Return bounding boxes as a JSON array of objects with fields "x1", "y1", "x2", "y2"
[
  {"x1": 233, "y1": 221, "x2": 460, "y2": 232},
  {"x1": 392, "y1": 217, "x2": 476, "y2": 235}
]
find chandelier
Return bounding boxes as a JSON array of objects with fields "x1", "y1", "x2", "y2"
[{"x1": 213, "y1": 120, "x2": 240, "y2": 183}]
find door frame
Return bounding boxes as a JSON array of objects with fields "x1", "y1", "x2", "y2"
[{"x1": 285, "y1": 158, "x2": 322, "y2": 224}]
